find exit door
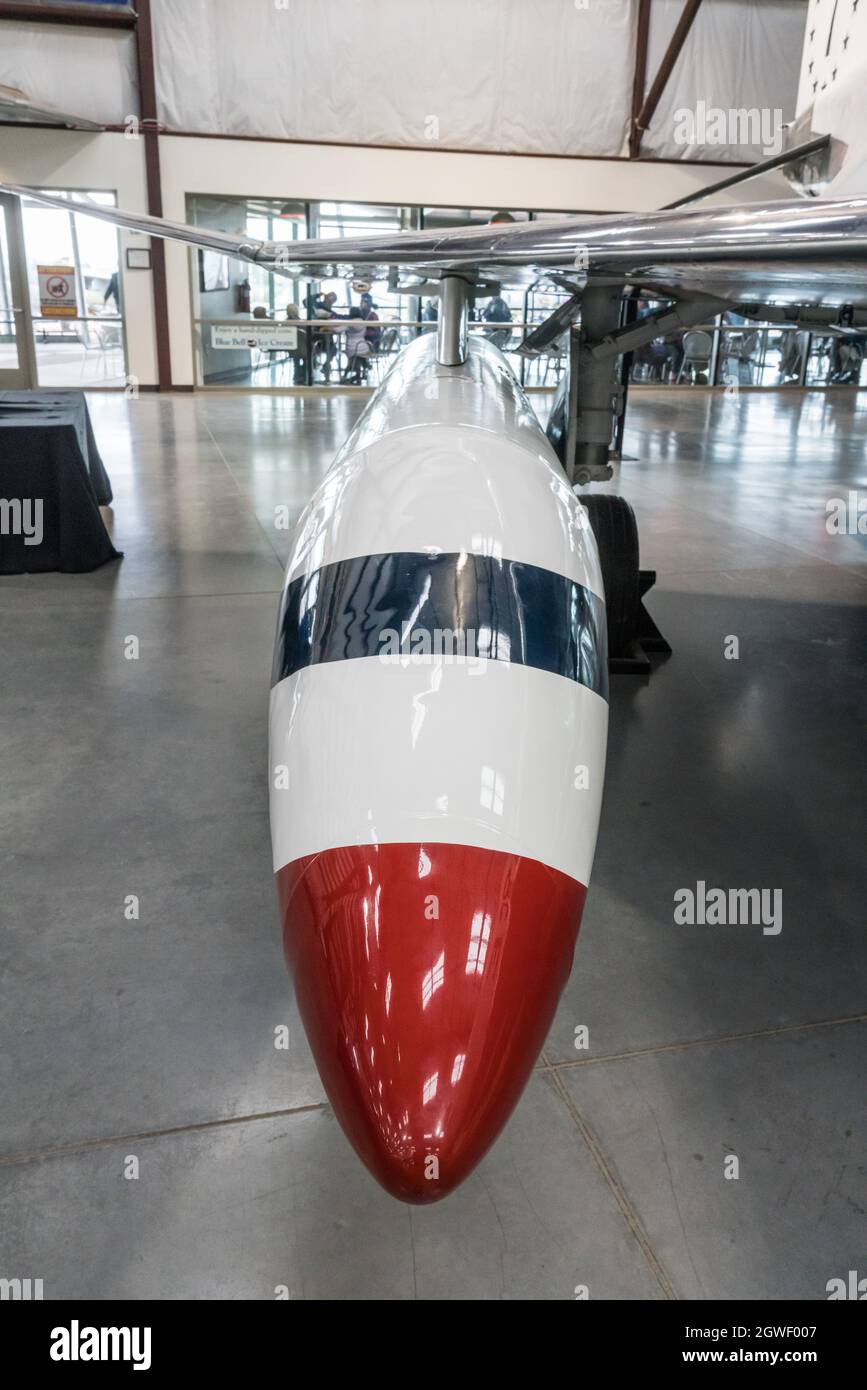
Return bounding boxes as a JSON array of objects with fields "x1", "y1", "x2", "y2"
[{"x1": 0, "y1": 192, "x2": 37, "y2": 389}]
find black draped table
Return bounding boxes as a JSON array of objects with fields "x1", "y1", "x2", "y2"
[{"x1": 0, "y1": 391, "x2": 122, "y2": 574}]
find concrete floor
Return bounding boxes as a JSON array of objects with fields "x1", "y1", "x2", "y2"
[{"x1": 1, "y1": 385, "x2": 864, "y2": 1300}]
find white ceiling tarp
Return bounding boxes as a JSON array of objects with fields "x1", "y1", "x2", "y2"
[
  {"x1": 152, "y1": 0, "x2": 635, "y2": 156},
  {"x1": 0, "y1": 20, "x2": 138, "y2": 127},
  {"x1": 150, "y1": 0, "x2": 806, "y2": 161},
  {"x1": 642, "y1": 0, "x2": 808, "y2": 162},
  {"x1": 0, "y1": 0, "x2": 809, "y2": 164}
]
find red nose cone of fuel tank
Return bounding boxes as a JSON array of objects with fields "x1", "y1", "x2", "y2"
[{"x1": 277, "y1": 842, "x2": 587, "y2": 1203}]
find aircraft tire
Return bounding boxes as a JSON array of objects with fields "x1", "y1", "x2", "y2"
[{"x1": 579, "y1": 493, "x2": 640, "y2": 658}]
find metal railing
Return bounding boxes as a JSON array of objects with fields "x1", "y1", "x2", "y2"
[
  {"x1": 193, "y1": 317, "x2": 564, "y2": 388},
  {"x1": 191, "y1": 316, "x2": 867, "y2": 392}
]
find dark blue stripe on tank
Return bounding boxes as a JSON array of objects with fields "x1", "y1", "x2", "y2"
[{"x1": 271, "y1": 551, "x2": 608, "y2": 700}]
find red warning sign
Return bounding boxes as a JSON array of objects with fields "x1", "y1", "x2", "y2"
[{"x1": 38, "y1": 264, "x2": 77, "y2": 318}]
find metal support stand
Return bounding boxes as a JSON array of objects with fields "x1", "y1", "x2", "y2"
[
  {"x1": 436, "y1": 275, "x2": 471, "y2": 366},
  {"x1": 608, "y1": 570, "x2": 672, "y2": 675}
]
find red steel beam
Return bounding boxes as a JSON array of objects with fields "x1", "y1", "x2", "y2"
[
  {"x1": 0, "y1": 2, "x2": 137, "y2": 27},
  {"x1": 133, "y1": 0, "x2": 172, "y2": 389},
  {"x1": 629, "y1": 0, "x2": 653, "y2": 158},
  {"x1": 633, "y1": 0, "x2": 704, "y2": 157}
]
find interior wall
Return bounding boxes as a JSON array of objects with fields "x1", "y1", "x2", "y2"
[
  {"x1": 159, "y1": 132, "x2": 795, "y2": 387},
  {"x1": 0, "y1": 124, "x2": 791, "y2": 388},
  {"x1": 0, "y1": 127, "x2": 157, "y2": 385}
]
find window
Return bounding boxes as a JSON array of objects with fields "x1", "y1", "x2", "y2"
[{"x1": 19, "y1": 189, "x2": 126, "y2": 388}]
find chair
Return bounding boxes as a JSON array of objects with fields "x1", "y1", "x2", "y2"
[
  {"x1": 486, "y1": 325, "x2": 513, "y2": 352},
  {"x1": 255, "y1": 348, "x2": 292, "y2": 385},
  {"x1": 542, "y1": 340, "x2": 568, "y2": 385},
  {"x1": 720, "y1": 329, "x2": 761, "y2": 386},
  {"x1": 675, "y1": 330, "x2": 713, "y2": 384},
  {"x1": 79, "y1": 320, "x2": 123, "y2": 380},
  {"x1": 366, "y1": 326, "x2": 400, "y2": 384}
]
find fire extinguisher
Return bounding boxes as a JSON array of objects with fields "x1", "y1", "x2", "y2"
[{"x1": 236, "y1": 279, "x2": 251, "y2": 314}]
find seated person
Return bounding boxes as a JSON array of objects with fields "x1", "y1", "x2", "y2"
[
  {"x1": 360, "y1": 292, "x2": 382, "y2": 349},
  {"x1": 777, "y1": 330, "x2": 803, "y2": 384},
  {"x1": 342, "y1": 308, "x2": 373, "y2": 383},
  {"x1": 285, "y1": 301, "x2": 307, "y2": 385},
  {"x1": 483, "y1": 293, "x2": 513, "y2": 350},
  {"x1": 632, "y1": 338, "x2": 672, "y2": 381},
  {"x1": 310, "y1": 291, "x2": 345, "y2": 381},
  {"x1": 828, "y1": 333, "x2": 865, "y2": 384}
]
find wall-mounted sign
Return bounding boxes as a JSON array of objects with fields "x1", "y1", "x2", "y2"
[
  {"x1": 126, "y1": 247, "x2": 151, "y2": 270},
  {"x1": 37, "y1": 265, "x2": 77, "y2": 318},
  {"x1": 211, "y1": 323, "x2": 298, "y2": 351}
]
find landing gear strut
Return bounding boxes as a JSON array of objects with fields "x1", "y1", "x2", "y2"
[{"x1": 539, "y1": 293, "x2": 694, "y2": 674}]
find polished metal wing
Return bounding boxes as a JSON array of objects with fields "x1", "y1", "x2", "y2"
[{"x1": 3, "y1": 182, "x2": 867, "y2": 307}]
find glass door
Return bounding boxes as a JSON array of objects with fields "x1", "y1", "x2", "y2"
[
  {"x1": 18, "y1": 189, "x2": 126, "y2": 388},
  {"x1": 0, "y1": 193, "x2": 36, "y2": 389}
]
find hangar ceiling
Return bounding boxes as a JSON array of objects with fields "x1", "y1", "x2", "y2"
[{"x1": 0, "y1": 0, "x2": 809, "y2": 164}]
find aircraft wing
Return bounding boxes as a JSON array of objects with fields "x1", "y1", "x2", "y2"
[{"x1": 3, "y1": 182, "x2": 867, "y2": 308}]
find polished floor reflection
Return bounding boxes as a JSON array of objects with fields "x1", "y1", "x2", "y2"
[{"x1": 0, "y1": 386, "x2": 864, "y2": 1298}]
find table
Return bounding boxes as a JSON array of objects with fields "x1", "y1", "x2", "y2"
[{"x1": 0, "y1": 391, "x2": 121, "y2": 574}]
